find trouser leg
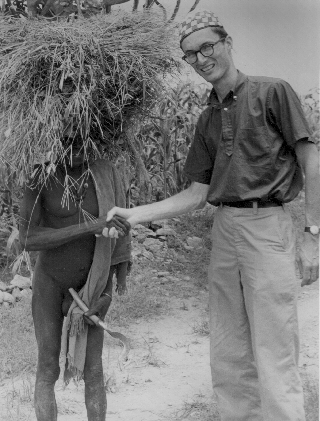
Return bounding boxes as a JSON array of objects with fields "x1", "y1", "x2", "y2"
[
  {"x1": 208, "y1": 207, "x2": 263, "y2": 421},
  {"x1": 209, "y1": 206, "x2": 305, "y2": 421},
  {"x1": 238, "y1": 206, "x2": 305, "y2": 421},
  {"x1": 84, "y1": 324, "x2": 106, "y2": 421},
  {"x1": 32, "y1": 266, "x2": 63, "y2": 421}
]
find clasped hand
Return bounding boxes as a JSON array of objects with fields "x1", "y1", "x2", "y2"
[
  {"x1": 96, "y1": 215, "x2": 131, "y2": 239},
  {"x1": 84, "y1": 294, "x2": 112, "y2": 325}
]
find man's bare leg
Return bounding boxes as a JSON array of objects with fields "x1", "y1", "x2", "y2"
[
  {"x1": 84, "y1": 320, "x2": 108, "y2": 421},
  {"x1": 32, "y1": 267, "x2": 63, "y2": 421}
]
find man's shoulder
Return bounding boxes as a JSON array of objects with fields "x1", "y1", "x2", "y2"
[
  {"x1": 239, "y1": 74, "x2": 297, "y2": 103},
  {"x1": 246, "y1": 74, "x2": 291, "y2": 90}
]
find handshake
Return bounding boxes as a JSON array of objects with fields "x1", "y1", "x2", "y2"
[{"x1": 96, "y1": 208, "x2": 132, "y2": 239}]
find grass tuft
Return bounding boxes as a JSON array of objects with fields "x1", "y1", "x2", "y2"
[
  {"x1": 302, "y1": 371, "x2": 319, "y2": 421},
  {"x1": 0, "y1": 296, "x2": 37, "y2": 381},
  {"x1": 107, "y1": 264, "x2": 168, "y2": 326}
]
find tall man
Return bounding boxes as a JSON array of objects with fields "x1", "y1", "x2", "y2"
[
  {"x1": 106, "y1": 10, "x2": 319, "y2": 421},
  {"x1": 19, "y1": 132, "x2": 131, "y2": 421}
]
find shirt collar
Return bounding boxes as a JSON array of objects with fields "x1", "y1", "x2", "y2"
[{"x1": 207, "y1": 70, "x2": 247, "y2": 106}]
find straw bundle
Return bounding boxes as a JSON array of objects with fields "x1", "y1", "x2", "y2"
[{"x1": 0, "y1": 12, "x2": 179, "y2": 186}]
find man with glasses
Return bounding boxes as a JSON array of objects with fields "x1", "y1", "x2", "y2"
[{"x1": 106, "y1": 9, "x2": 319, "y2": 421}]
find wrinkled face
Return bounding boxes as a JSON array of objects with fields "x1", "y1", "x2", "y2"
[
  {"x1": 62, "y1": 124, "x2": 87, "y2": 168},
  {"x1": 181, "y1": 27, "x2": 233, "y2": 86},
  {"x1": 63, "y1": 135, "x2": 86, "y2": 168}
]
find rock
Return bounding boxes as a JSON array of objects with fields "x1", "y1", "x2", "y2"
[
  {"x1": 0, "y1": 290, "x2": 4, "y2": 304},
  {"x1": 132, "y1": 245, "x2": 145, "y2": 258},
  {"x1": 143, "y1": 238, "x2": 160, "y2": 247},
  {"x1": 157, "y1": 271, "x2": 170, "y2": 277},
  {"x1": 183, "y1": 276, "x2": 191, "y2": 281},
  {"x1": 150, "y1": 220, "x2": 166, "y2": 229},
  {"x1": 135, "y1": 224, "x2": 153, "y2": 234},
  {"x1": 20, "y1": 288, "x2": 32, "y2": 298},
  {"x1": 150, "y1": 244, "x2": 163, "y2": 254},
  {"x1": 146, "y1": 231, "x2": 157, "y2": 238},
  {"x1": 2, "y1": 291, "x2": 15, "y2": 304},
  {"x1": 167, "y1": 276, "x2": 181, "y2": 282},
  {"x1": 141, "y1": 250, "x2": 154, "y2": 260},
  {"x1": 10, "y1": 274, "x2": 32, "y2": 290},
  {"x1": 186, "y1": 236, "x2": 203, "y2": 248},
  {"x1": 143, "y1": 238, "x2": 163, "y2": 254},
  {"x1": 156, "y1": 228, "x2": 177, "y2": 237},
  {"x1": 134, "y1": 224, "x2": 146, "y2": 231},
  {"x1": 3, "y1": 302, "x2": 10, "y2": 308},
  {"x1": 183, "y1": 244, "x2": 194, "y2": 251},
  {"x1": 12, "y1": 287, "x2": 22, "y2": 301},
  {"x1": 0, "y1": 281, "x2": 8, "y2": 292},
  {"x1": 136, "y1": 233, "x2": 149, "y2": 243},
  {"x1": 177, "y1": 254, "x2": 188, "y2": 263}
]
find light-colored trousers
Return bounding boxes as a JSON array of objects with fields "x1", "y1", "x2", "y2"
[{"x1": 208, "y1": 205, "x2": 305, "y2": 421}]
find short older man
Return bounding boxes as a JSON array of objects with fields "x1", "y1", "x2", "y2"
[
  {"x1": 20, "y1": 132, "x2": 131, "y2": 421},
  {"x1": 107, "y1": 9, "x2": 319, "y2": 421}
]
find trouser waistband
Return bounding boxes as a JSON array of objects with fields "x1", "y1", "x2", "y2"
[{"x1": 220, "y1": 199, "x2": 282, "y2": 208}]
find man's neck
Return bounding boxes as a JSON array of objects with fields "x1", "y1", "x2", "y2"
[{"x1": 212, "y1": 67, "x2": 238, "y2": 103}]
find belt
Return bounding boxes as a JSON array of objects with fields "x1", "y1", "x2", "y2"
[{"x1": 220, "y1": 199, "x2": 282, "y2": 208}]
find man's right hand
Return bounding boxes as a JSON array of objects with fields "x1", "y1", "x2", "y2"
[
  {"x1": 102, "y1": 209, "x2": 133, "y2": 238},
  {"x1": 97, "y1": 214, "x2": 131, "y2": 238}
]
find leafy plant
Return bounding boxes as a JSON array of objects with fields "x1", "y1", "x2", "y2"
[
  {"x1": 300, "y1": 88, "x2": 320, "y2": 149},
  {"x1": 131, "y1": 81, "x2": 210, "y2": 203}
]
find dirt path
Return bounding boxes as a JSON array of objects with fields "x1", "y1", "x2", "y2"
[
  {"x1": 1, "y1": 278, "x2": 317, "y2": 421},
  {"x1": 56, "y1": 290, "x2": 213, "y2": 421}
]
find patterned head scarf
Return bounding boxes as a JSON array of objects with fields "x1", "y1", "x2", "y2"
[{"x1": 179, "y1": 10, "x2": 223, "y2": 45}]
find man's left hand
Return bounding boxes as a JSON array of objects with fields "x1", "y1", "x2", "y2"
[
  {"x1": 84, "y1": 294, "x2": 112, "y2": 325},
  {"x1": 297, "y1": 233, "x2": 319, "y2": 286}
]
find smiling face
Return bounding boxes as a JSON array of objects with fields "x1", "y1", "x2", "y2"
[{"x1": 181, "y1": 27, "x2": 235, "y2": 88}]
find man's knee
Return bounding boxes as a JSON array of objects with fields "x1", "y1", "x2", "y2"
[{"x1": 37, "y1": 351, "x2": 60, "y2": 384}]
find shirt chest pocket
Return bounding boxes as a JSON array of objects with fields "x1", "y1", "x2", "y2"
[{"x1": 236, "y1": 126, "x2": 271, "y2": 165}]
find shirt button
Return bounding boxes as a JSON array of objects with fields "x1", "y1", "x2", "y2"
[{"x1": 224, "y1": 108, "x2": 228, "y2": 111}]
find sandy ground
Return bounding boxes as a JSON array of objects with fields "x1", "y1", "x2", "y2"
[{"x1": 0, "y1": 277, "x2": 318, "y2": 421}]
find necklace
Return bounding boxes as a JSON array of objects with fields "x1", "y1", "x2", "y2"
[{"x1": 70, "y1": 170, "x2": 90, "y2": 208}]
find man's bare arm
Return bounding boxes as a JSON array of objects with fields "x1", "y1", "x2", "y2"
[
  {"x1": 19, "y1": 186, "x2": 129, "y2": 251},
  {"x1": 295, "y1": 139, "x2": 320, "y2": 285},
  {"x1": 106, "y1": 181, "x2": 210, "y2": 227}
]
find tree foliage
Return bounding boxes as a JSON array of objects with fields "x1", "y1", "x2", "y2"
[{"x1": 1, "y1": 0, "x2": 202, "y2": 19}]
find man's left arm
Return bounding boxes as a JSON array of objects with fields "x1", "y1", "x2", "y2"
[{"x1": 295, "y1": 139, "x2": 320, "y2": 286}]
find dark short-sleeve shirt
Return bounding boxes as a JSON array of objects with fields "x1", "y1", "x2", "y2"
[{"x1": 184, "y1": 71, "x2": 313, "y2": 205}]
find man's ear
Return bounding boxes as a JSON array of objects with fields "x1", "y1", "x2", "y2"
[{"x1": 225, "y1": 36, "x2": 233, "y2": 52}]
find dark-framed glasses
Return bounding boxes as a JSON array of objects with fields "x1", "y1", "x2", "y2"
[{"x1": 182, "y1": 38, "x2": 226, "y2": 64}]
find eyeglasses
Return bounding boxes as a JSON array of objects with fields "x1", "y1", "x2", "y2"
[{"x1": 182, "y1": 38, "x2": 226, "y2": 64}]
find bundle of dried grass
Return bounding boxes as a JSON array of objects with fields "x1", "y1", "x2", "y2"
[{"x1": 0, "y1": 12, "x2": 179, "y2": 186}]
